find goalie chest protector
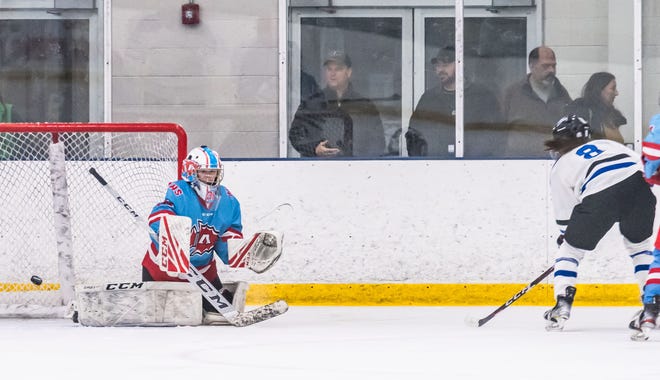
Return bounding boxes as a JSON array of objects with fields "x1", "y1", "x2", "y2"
[{"x1": 74, "y1": 281, "x2": 202, "y2": 327}]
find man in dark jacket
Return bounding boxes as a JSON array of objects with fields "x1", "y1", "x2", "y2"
[
  {"x1": 502, "y1": 46, "x2": 572, "y2": 157},
  {"x1": 289, "y1": 51, "x2": 385, "y2": 158},
  {"x1": 406, "y1": 46, "x2": 504, "y2": 158}
]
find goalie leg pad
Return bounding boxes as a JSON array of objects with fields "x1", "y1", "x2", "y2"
[
  {"x1": 222, "y1": 281, "x2": 249, "y2": 313},
  {"x1": 202, "y1": 281, "x2": 249, "y2": 325},
  {"x1": 202, "y1": 287, "x2": 234, "y2": 325},
  {"x1": 74, "y1": 282, "x2": 202, "y2": 327}
]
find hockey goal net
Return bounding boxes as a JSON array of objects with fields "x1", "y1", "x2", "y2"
[{"x1": 0, "y1": 123, "x2": 187, "y2": 317}]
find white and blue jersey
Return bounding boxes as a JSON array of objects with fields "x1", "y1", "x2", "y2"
[
  {"x1": 141, "y1": 179, "x2": 243, "y2": 280},
  {"x1": 549, "y1": 139, "x2": 655, "y2": 304},
  {"x1": 550, "y1": 139, "x2": 642, "y2": 225}
]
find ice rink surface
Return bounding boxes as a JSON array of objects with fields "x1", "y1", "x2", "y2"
[{"x1": 1, "y1": 306, "x2": 657, "y2": 380}]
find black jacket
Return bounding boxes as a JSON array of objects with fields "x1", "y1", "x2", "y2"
[
  {"x1": 289, "y1": 85, "x2": 385, "y2": 157},
  {"x1": 407, "y1": 83, "x2": 504, "y2": 157},
  {"x1": 564, "y1": 98, "x2": 626, "y2": 141}
]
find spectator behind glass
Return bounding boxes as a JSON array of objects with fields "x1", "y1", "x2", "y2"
[
  {"x1": 563, "y1": 72, "x2": 626, "y2": 144},
  {"x1": 289, "y1": 51, "x2": 385, "y2": 158},
  {"x1": 406, "y1": 45, "x2": 503, "y2": 157},
  {"x1": 502, "y1": 46, "x2": 572, "y2": 157}
]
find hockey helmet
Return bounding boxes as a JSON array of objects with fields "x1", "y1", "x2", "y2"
[
  {"x1": 182, "y1": 146, "x2": 224, "y2": 208},
  {"x1": 182, "y1": 146, "x2": 223, "y2": 185},
  {"x1": 552, "y1": 115, "x2": 591, "y2": 140}
]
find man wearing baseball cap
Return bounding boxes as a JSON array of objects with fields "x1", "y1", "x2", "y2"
[
  {"x1": 407, "y1": 45, "x2": 503, "y2": 157},
  {"x1": 289, "y1": 50, "x2": 385, "y2": 158},
  {"x1": 323, "y1": 50, "x2": 352, "y2": 68}
]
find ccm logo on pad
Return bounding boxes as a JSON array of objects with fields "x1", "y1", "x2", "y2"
[{"x1": 105, "y1": 282, "x2": 145, "y2": 290}]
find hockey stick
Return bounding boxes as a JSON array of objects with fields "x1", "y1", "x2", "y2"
[
  {"x1": 88, "y1": 167, "x2": 288, "y2": 327},
  {"x1": 465, "y1": 265, "x2": 554, "y2": 327}
]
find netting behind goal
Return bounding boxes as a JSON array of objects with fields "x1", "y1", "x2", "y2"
[{"x1": 0, "y1": 123, "x2": 187, "y2": 317}]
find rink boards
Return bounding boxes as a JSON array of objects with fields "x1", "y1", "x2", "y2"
[
  {"x1": 220, "y1": 159, "x2": 658, "y2": 306},
  {"x1": 3, "y1": 159, "x2": 656, "y2": 306}
]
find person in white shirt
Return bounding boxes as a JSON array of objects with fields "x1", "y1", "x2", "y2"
[{"x1": 542, "y1": 115, "x2": 655, "y2": 332}]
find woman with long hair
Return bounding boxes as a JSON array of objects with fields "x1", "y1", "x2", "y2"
[{"x1": 564, "y1": 71, "x2": 626, "y2": 143}]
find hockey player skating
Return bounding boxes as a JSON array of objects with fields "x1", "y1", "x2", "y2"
[
  {"x1": 141, "y1": 145, "x2": 280, "y2": 325},
  {"x1": 543, "y1": 115, "x2": 655, "y2": 332},
  {"x1": 629, "y1": 114, "x2": 660, "y2": 340}
]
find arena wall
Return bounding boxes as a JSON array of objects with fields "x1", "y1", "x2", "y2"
[
  {"x1": 217, "y1": 160, "x2": 660, "y2": 306},
  {"x1": 2, "y1": 155, "x2": 653, "y2": 307}
]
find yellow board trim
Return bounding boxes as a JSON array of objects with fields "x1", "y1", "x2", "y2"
[
  {"x1": 0, "y1": 283, "x2": 60, "y2": 292},
  {"x1": 245, "y1": 283, "x2": 643, "y2": 306},
  {"x1": 0, "y1": 282, "x2": 643, "y2": 306}
]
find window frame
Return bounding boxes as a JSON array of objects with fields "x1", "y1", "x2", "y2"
[
  {"x1": 281, "y1": 2, "x2": 539, "y2": 158},
  {"x1": 283, "y1": 7, "x2": 413, "y2": 158},
  {"x1": 0, "y1": 2, "x2": 105, "y2": 122}
]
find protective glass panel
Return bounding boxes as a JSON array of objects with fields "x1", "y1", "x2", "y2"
[
  {"x1": 413, "y1": 17, "x2": 526, "y2": 158},
  {"x1": 542, "y1": 1, "x2": 634, "y2": 151},
  {"x1": 643, "y1": 3, "x2": 660, "y2": 137},
  {"x1": 0, "y1": 20, "x2": 90, "y2": 122},
  {"x1": 289, "y1": 16, "x2": 402, "y2": 158}
]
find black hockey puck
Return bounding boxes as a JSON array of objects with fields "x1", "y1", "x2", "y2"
[{"x1": 30, "y1": 275, "x2": 43, "y2": 286}]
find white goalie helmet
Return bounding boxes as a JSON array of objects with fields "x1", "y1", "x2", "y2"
[{"x1": 181, "y1": 146, "x2": 224, "y2": 208}]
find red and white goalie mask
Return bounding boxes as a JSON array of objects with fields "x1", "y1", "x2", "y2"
[{"x1": 181, "y1": 146, "x2": 224, "y2": 209}]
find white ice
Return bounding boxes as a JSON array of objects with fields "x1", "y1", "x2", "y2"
[{"x1": 0, "y1": 306, "x2": 656, "y2": 380}]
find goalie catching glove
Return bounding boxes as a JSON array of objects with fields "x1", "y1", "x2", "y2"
[{"x1": 228, "y1": 231, "x2": 284, "y2": 274}]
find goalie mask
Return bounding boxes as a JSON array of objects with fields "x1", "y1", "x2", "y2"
[{"x1": 182, "y1": 146, "x2": 224, "y2": 209}]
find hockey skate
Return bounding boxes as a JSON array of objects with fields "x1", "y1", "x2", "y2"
[
  {"x1": 544, "y1": 286, "x2": 576, "y2": 331},
  {"x1": 629, "y1": 295, "x2": 660, "y2": 341}
]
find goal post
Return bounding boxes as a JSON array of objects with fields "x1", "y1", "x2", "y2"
[{"x1": 0, "y1": 123, "x2": 187, "y2": 318}]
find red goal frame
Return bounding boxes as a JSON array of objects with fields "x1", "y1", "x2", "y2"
[
  {"x1": 0, "y1": 122, "x2": 188, "y2": 176},
  {"x1": 0, "y1": 122, "x2": 188, "y2": 318}
]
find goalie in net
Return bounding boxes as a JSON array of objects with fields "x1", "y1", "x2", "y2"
[{"x1": 141, "y1": 145, "x2": 283, "y2": 325}]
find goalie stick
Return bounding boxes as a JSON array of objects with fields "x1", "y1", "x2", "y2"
[
  {"x1": 88, "y1": 167, "x2": 288, "y2": 327},
  {"x1": 465, "y1": 265, "x2": 554, "y2": 327}
]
